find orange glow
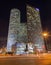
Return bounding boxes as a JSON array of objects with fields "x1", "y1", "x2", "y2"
[
  {"x1": 43, "y1": 33, "x2": 47, "y2": 36},
  {"x1": 42, "y1": 32, "x2": 48, "y2": 37}
]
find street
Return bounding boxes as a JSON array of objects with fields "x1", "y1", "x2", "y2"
[{"x1": 0, "y1": 53, "x2": 51, "y2": 65}]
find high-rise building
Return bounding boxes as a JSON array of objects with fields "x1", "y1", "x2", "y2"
[
  {"x1": 7, "y1": 5, "x2": 45, "y2": 53},
  {"x1": 27, "y1": 5, "x2": 44, "y2": 51},
  {"x1": 7, "y1": 9, "x2": 20, "y2": 52},
  {"x1": 7, "y1": 9, "x2": 28, "y2": 52}
]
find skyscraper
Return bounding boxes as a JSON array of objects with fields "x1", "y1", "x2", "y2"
[
  {"x1": 27, "y1": 5, "x2": 44, "y2": 51},
  {"x1": 7, "y1": 5, "x2": 45, "y2": 53},
  {"x1": 7, "y1": 9, "x2": 28, "y2": 52},
  {"x1": 7, "y1": 9, "x2": 20, "y2": 52}
]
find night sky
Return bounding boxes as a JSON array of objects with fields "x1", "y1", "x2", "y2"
[{"x1": 0, "y1": 0, "x2": 50, "y2": 37}]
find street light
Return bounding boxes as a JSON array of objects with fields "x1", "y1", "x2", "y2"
[
  {"x1": 42, "y1": 32, "x2": 48, "y2": 52},
  {"x1": 43, "y1": 32, "x2": 48, "y2": 37}
]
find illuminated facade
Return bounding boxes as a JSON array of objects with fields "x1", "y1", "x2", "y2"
[
  {"x1": 7, "y1": 9, "x2": 20, "y2": 51},
  {"x1": 17, "y1": 23, "x2": 28, "y2": 43},
  {"x1": 7, "y1": 5, "x2": 45, "y2": 53},
  {"x1": 7, "y1": 9, "x2": 27, "y2": 52},
  {"x1": 27, "y1": 5, "x2": 44, "y2": 51}
]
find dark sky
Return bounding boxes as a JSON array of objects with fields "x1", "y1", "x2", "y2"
[{"x1": 0, "y1": 0, "x2": 50, "y2": 37}]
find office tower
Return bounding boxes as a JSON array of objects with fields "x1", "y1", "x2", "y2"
[
  {"x1": 27, "y1": 5, "x2": 44, "y2": 51},
  {"x1": 7, "y1": 5, "x2": 45, "y2": 53},
  {"x1": 7, "y1": 9, "x2": 20, "y2": 52},
  {"x1": 7, "y1": 8, "x2": 27, "y2": 52}
]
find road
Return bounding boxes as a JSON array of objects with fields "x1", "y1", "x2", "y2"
[{"x1": 0, "y1": 53, "x2": 51, "y2": 65}]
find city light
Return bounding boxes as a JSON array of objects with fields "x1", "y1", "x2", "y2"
[
  {"x1": 42, "y1": 32, "x2": 48, "y2": 51},
  {"x1": 42, "y1": 32, "x2": 48, "y2": 37},
  {"x1": 43, "y1": 33, "x2": 48, "y2": 37}
]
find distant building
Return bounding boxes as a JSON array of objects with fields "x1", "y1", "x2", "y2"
[{"x1": 0, "y1": 37, "x2": 7, "y2": 48}]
